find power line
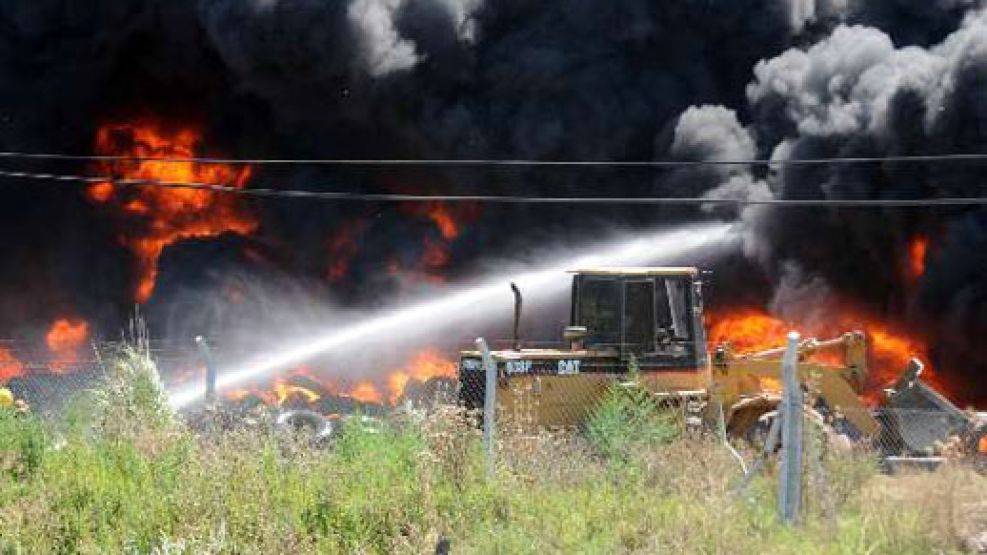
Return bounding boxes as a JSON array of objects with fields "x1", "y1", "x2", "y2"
[
  {"x1": 2, "y1": 167, "x2": 987, "y2": 206},
  {"x1": 3, "y1": 150, "x2": 987, "y2": 167}
]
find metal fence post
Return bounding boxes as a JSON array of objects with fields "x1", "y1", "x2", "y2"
[
  {"x1": 778, "y1": 331, "x2": 803, "y2": 524},
  {"x1": 195, "y1": 336, "x2": 217, "y2": 407},
  {"x1": 475, "y1": 337, "x2": 497, "y2": 479}
]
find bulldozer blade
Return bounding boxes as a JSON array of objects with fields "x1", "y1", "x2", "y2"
[{"x1": 880, "y1": 358, "x2": 975, "y2": 455}]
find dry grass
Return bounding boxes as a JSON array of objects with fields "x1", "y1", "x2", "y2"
[
  {"x1": 0, "y1": 405, "x2": 983, "y2": 553},
  {"x1": 864, "y1": 465, "x2": 987, "y2": 552},
  {"x1": 0, "y1": 354, "x2": 983, "y2": 553}
]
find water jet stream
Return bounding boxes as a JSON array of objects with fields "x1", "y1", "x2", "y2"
[{"x1": 168, "y1": 223, "x2": 736, "y2": 409}]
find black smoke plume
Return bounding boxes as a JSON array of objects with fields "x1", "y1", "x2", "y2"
[{"x1": 0, "y1": 0, "x2": 985, "y2": 401}]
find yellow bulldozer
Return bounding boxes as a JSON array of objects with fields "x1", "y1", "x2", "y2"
[{"x1": 459, "y1": 267, "x2": 986, "y2": 455}]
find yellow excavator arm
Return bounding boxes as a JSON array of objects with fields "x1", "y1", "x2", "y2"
[{"x1": 714, "y1": 331, "x2": 881, "y2": 438}]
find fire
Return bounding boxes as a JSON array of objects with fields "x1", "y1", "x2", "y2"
[
  {"x1": 326, "y1": 220, "x2": 368, "y2": 283},
  {"x1": 908, "y1": 237, "x2": 928, "y2": 279},
  {"x1": 274, "y1": 382, "x2": 321, "y2": 405},
  {"x1": 386, "y1": 348, "x2": 458, "y2": 404},
  {"x1": 325, "y1": 203, "x2": 472, "y2": 285},
  {"x1": 89, "y1": 120, "x2": 257, "y2": 303},
  {"x1": 219, "y1": 349, "x2": 457, "y2": 411},
  {"x1": 225, "y1": 388, "x2": 253, "y2": 403},
  {"x1": 386, "y1": 201, "x2": 480, "y2": 283},
  {"x1": 226, "y1": 380, "x2": 322, "y2": 408},
  {"x1": 420, "y1": 237, "x2": 451, "y2": 271},
  {"x1": 350, "y1": 381, "x2": 384, "y2": 404},
  {"x1": 0, "y1": 348, "x2": 24, "y2": 382},
  {"x1": 424, "y1": 202, "x2": 460, "y2": 240},
  {"x1": 707, "y1": 306, "x2": 937, "y2": 400},
  {"x1": 46, "y1": 318, "x2": 89, "y2": 372},
  {"x1": 707, "y1": 309, "x2": 792, "y2": 354}
]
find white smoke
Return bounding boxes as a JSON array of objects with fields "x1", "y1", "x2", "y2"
[
  {"x1": 749, "y1": 25, "x2": 905, "y2": 137},
  {"x1": 924, "y1": 9, "x2": 987, "y2": 128},
  {"x1": 671, "y1": 9, "x2": 987, "y2": 257},
  {"x1": 669, "y1": 105, "x2": 773, "y2": 220},
  {"x1": 348, "y1": 0, "x2": 421, "y2": 76},
  {"x1": 660, "y1": 9, "x2": 987, "y2": 388},
  {"x1": 672, "y1": 105, "x2": 757, "y2": 161},
  {"x1": 787, "y1": 0, "x2": 846, "y2": 33},
  {"x1": 768, "y1": 261, "x2": 836, "y2": 327},
  {"x1": 431, "y1": 0, "x2": 482, "y2": 41},
  {"x1": 748, "y1": 11, "x2": 987, "y2": 140}
]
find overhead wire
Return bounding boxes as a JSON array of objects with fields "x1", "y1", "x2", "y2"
[
  {"x1": 3, "y1": 150, "x2": 987, "y2": 167},
  {"x1": 1, "y1": 167, "x2": 986, "y2": 206}
]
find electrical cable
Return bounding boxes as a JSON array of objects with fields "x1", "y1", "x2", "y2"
[
  {"x1": 3, "y1": 150, "x2": 987, "y2": 167},
  {"x1": 1, "y1": 167, "x2": 986, "y2": 206}
]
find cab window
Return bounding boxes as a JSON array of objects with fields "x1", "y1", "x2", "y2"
[
  {"x1": 623, "y1": 280, "x2": 655, "y2": 353},
  {"x1": 655, "y1": 277, "x2": 693, "y2": 351},
  {"x1": 578, "y1": 278, "x2": 620, "y2": 347},
  {"x1": 664, "y1": 279, "x2": 690, "y2": 340}
]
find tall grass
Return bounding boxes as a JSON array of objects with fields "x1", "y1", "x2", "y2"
[
  {"x1": 0, "y1": 347, "x2": 982, "y2": 553},
  {"x1": 584, "y1": 381, "x2": 679, "y2": 462}
]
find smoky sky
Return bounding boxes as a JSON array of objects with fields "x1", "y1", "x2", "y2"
[{"x1": 0, "y1": 0, "x2": 986, "y2": 399}]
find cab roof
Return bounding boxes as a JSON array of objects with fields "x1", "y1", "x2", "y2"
[{"x1": 568, "y1": 266, "x2": 700, "y2": 277}]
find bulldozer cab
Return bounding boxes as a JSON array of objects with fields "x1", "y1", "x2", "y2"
[
  {"x1": 458, "y1": 267, "x2": 708, "y2": 427},
  {"x1": 569, "y1": 267, "x2": 708, "y2": 370}
]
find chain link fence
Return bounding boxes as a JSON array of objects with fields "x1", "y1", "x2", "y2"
[
  {"x1": 458, "y1": 356, "x2": 987, "y2": 464},
  {"x1": 3, "y1": 341, "x2": 105, "y2": 416},
  {"x1": 4, "y1": 334, "x2": 983, "y2": 470}
]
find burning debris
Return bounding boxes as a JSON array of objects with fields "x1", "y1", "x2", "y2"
[{"x1": 211, "y1": 348, "x2": 458, "y2": 416}]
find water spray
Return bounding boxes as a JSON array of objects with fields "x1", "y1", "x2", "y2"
[{"x1": 168, "y1": 222, "x2": 737, "y2": 409}]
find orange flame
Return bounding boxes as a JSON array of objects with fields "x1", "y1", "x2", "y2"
[
  {"x1": 386, "y1": 348, "x2": 458, "y2": 404},
  {"x1": 424, "y1": 202, "x2": 460, "y2": 240},
  {"x1": 908, "y1": 237, "x2": 928, "y2": 279},
  {"x1": 274, "y1": 382, "x2": 321, "y2": 405},
  {"x1": 326, "y1": 220, "x2": 368, "y2": 283},
  {"x1": 164, "y1": 365, "x2": 202, "y2": 389},
  {"x1": 46, "y1": 318, "x2": 89, "y2": 373},
  {"x1": 420, "y1": 237, "x2": 450, "y2": 278},
  {"x1": 0, "y1": 348, "x2": 24, "y2": 382},
  {"x1": 388, "y1": 201, "x2": 480, "y2": 283},
  {"x1": 349, "y1": 381, "x2": 384, "y2": 404},
  {"x1": 225, "y1": 388, "x2": 254, "y2": 403},
  {"x1": 225, "y1": 373, "x2": 323, "y2": 407},
  {"x1": 420, "y1": 203, "x2": 460, "y2": 275},
  {"x1": 90, "y1": 121, "x2": 257, "y2": 303},
  {"x1": 707, "y1": 308, "x2": 792, "y2": 354},
  {"x1": 707, "y1": 306, "x2": 941, "y2": 401}
]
